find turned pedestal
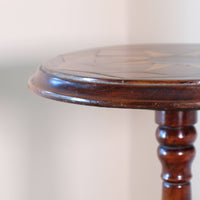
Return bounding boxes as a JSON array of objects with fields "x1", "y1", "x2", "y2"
[
  {"x1": 156, "y1": 111, "x2": 197, "y2": 200},
  {"x1": 28, "y1": 44, "x2": 200, "y2": 200}
]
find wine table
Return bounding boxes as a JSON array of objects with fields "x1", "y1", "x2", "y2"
[{"x1": 29, "y1": 44, "x2": 200, "y2": 200}]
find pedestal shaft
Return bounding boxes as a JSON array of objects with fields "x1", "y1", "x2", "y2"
[{"x1": 155, "y1": 111, "x2": 197, "y2": 200}]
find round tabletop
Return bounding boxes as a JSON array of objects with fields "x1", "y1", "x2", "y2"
[{"x1": 28, "y1": 44, "x2": 200, "y2": 110}]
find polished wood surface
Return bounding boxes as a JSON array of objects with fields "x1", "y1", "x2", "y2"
[
  {"x1": 28, "y1": 44, "x2": 200, "y2": 200},
  {"x1": 156, "y1": 111, "x2": 197, "y2": 200},
  {"x1": 41, "y1": 44, "x2": 200, "y2": 80},
  {"x1": 29, "y1": 44, "x2": 200, "y2": 110}
]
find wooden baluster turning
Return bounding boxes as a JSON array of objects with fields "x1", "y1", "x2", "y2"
[{"x1": 156, "y1": 111, "x2": 197, "y2": 200}]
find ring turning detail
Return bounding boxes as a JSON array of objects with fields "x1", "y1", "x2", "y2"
[{"x1": 156, "y1": 110, "x2": 197, "y2": 200}]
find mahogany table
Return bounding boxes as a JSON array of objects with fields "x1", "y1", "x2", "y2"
[{"x1": 28, "y1": 44, "x2": 200, "y2": 200}]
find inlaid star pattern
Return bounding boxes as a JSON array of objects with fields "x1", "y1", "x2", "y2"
[
  {"x1": 47, "y1": 46, "x2": 200, "y2": 80},
  {"x1": 106, "y1": 50, "x2": 200, "y2": 71}
]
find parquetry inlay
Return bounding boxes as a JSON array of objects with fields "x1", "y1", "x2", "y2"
[{"x1": 43, "y1": 45, "x2": 200, "y2": 80}]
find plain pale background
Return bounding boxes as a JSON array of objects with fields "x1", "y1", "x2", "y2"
[{"x1": 1, "y1": 0, "x2": 200, "y2": 199}]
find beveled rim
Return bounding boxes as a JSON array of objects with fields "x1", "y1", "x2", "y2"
[
  {"x1": 28, "y1": 66, "x2": 200, "y2": 110},
  {"x1": 41, "y1": 66, "x2": 200, "y2": 87}
]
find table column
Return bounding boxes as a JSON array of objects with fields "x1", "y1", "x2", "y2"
[{"x1": 155, "y1": 110, "x2": 197, "y2": 200}]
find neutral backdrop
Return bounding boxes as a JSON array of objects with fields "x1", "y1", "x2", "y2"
[{"x1": 1, "y1": 0, "x2": 200, "y2": 200}]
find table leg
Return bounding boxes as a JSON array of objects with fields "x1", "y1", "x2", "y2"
[{"x1": 155, "y1": 110, "x2": 197, "y2": 200}]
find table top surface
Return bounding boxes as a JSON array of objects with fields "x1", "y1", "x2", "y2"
[{"x1": 29, "y1": 44, "x2": 200, "y2": 110}]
